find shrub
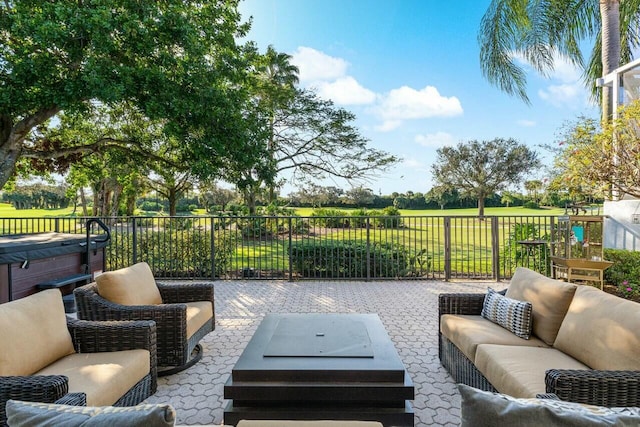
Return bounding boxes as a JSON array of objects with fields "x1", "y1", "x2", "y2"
[
  {"x1": 523, "y1": 201, "x2": 540, "y2": 209},
  {"x1": 288, "y1": 240, "x2": 409, "y2": 278},
  {"x1": 603, "y1": 248, "x2": 640, "y2": 285},
  {"x1": 310, "y1": 208, "x2": 349, "y2": 228},
  {"x1": 106, "y1": 229, "x2": 235, "y2": 278},
  {"x1": 139, "y1": 201, "x2": 163, "y2": 212}
]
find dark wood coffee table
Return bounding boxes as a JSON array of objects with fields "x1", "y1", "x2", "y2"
[{"x1": 223, "y1": 313, "x2": 414, "y2": 426}]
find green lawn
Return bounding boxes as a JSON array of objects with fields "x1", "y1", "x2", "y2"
[{"x1": 0, "y1": 202, "x2": 575, "y2": 218}]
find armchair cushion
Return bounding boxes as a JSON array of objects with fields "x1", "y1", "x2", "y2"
[
  {"x1": 505, "y1": 267, "x2": 577, "y2": 345},
  {"x1": 96, "y1": 262, "x2": 162, "y2": 306},
  {"x1": 186, "y1": 301, "x2": 213, "y2": 338},
  {"x1": 34, "y1": 349, "x2": 150, "y2": 407},
  {"x1": 0, "y1": 289, "x2": 74, "y2": 376},
  {"x1": 6, "y1": 400, "x2": 175, "y2": 427},
  {"x1": 554, "y1": 286, "x2": 640, "y2": 371}
]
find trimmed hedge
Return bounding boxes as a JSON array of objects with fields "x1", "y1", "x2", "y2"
[
  {"x1": 107, "y1": 228, "x2": 235, "y2": 278},
  {"x1": 289, "y1": 240, "x2": 409, "y2": 278}
]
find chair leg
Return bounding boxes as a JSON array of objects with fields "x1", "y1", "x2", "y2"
[{"x1": 158, "y1": 344, "x2": 203, "y2": 377}]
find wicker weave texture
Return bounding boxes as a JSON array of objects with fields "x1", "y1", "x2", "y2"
[
  {"x1": 438, "y1": 291, "x2": 640, "y2": 407},
  {"x1": 75, "y1": 282, "x2": 214, "y2": 368},
  {"x1": 0, "y1": 318, "x2": 157, "y2": 426}
]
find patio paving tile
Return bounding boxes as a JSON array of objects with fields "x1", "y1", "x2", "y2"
[{"x1": 144, "y1": 279, "x2": 499, "y2": 426}]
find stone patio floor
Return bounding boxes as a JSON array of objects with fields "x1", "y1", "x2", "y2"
[{"x1": 143, "y1": 279, "x2": 503, "y2": 426}]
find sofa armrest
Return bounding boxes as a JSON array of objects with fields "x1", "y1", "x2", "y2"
[
  {"x1": 1, "y1": 375, "x2": 72, "y2": 424},
  {"x1": 546, "y1": 369, "x2": 640, "y2": 407},
  {"x1": 157, "y1": 282, "x2": 214, "y2": 305},
  {"x1": 54, "y1": 392, "x2": 86, "y2": 406},
  {"x1": 67, "y1": 318, "x2": 156, "y2": 354},
  {"x1": 439, "y1": 293, "x2": 487, "y2": 317}
]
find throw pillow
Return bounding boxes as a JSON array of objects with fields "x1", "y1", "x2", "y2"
[
  {"x1": 95, "y1": 262, "x2": 162, "y2": 306},
  {"x1": 6, "y1": 400, "x2": 176, "y2": 427},
  {"x1": 481, "y1": 287, "x2": 533, "y2": 339},
  {"x1": 459, "y1": 384, "x2": 640, "y2": 427}
]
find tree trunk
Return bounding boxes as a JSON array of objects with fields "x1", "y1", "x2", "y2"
[
  {"x1": 169, "y1": 188, "x2": 177, "y2": 216},
  {"x1": 600, "y1": 0, "x2": 621, "y2": 123},
  {"x1": 477, "y1": 196, "x2": 486, "y2": 218},
  {"x1": 79, "y1": 187, "x2": 89, "y2": 216}
]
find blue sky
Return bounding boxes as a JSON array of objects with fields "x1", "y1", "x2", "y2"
[{"x1": 238, "y1": 0, "x2": 599, "y2": 196}]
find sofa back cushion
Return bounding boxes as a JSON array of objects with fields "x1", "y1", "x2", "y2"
[
  {"x1": 96, "y1": 262, "x2": 162, "y2": 306},
  {"x1": 505, "y1": 267, "x2": 577, "y2": 345},
  {"x1": 0, "y1": 289, "x2": 75, "y2": 376},
  {"x1": 554, "y1": 285, "x2": 640, "y2": 370}
]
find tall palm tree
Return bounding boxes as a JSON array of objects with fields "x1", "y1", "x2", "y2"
[
  {"x1": 478, "y1": 0, "x2": 640, "y2": 121},
  {"x1": 256, "y1": 45, "x2": 300, "y2": 202}
]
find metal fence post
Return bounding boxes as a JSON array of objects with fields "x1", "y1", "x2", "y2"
[
  {"x1": 288, "y1": 217, "x2": 293, "y2": 281},
  {"x1": 444, "y1": 217, "x2": 451, "y2": 281},
  {"x1": 491, "y1": 216, "x2": 500, "y2": 281},
  {"x1": 132, "y1": 217, "x2": 137, "y2": 265},
  {"x1": 210, "y1": 217, "x2": 216, "y2": 281},
  {"x1": 366, "y1": 217, "x2": 371, "y2": 281}
]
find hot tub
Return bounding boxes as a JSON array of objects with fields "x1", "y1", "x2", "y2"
[{"x1": 0, "y1": 231, "x2": 109, "y2": 304}]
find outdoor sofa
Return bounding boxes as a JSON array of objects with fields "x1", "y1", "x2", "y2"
[
  {"x1": 0, "y1": 289, "x2": 157, "y2": 426},
  {"x1": 439, "y1": 267, "x2": 640, "y2": 406}
]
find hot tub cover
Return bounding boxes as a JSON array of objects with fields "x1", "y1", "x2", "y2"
[{"x1": 0, "y1": 232, "x2": 109, "y2": 264}]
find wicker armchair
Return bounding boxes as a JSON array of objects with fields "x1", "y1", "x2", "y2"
[
  {"x1": 438, "y1": 292, "x2": 640, "y2": 407},
  {"x1": 0, "y1": 317, "x2": 157, "y2": 426},
  {"x1": 74, "y1": 264, "x2": 214, "y2": 376}
]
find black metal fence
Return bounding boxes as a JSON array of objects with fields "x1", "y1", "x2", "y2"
[{"x1": 0, "y1": 215, "x2": 556, "y2": 280}]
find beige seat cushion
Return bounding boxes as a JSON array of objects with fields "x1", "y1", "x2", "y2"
[
  {"x1": 96, "y1": 262, "x2": 162, "y2": 306},
  {"x1": 186, "y1": 301, "x2": 213, "y2": 338},
  {"x1": 0, "y1": 289, "x2": 74, "y2": 376},
  {"x1": 440, "y1": 315, "x2": 549, "y2": 363},
  {"x1": 554, "y1": 286, "x2": 640, "y2": 371},
  {"x1": 474, "y1": 344, "x2": 589, "y2": 398},
  {"x1": 506, "y1": 267, "x2": 577, "y2": 345},
  {"x1": 35, "y1": 349, "x2": 150, "y2": 407}
]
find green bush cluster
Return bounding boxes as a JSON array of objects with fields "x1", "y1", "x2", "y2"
[
  {"x1": 289, "y1": 240, "x2": 409, "y2": 278},
  {"x1": 106, "y1": 228, "x2": 235, "y2": 277},
  {"x1": 310, "y1": 207, "x2": 403, "y2": 229},
  {"x1": 603, "y1": 248, "x2": 640, "y2": 287}
]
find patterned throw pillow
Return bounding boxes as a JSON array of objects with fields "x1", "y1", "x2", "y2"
[{"x1": 481, "y1": 287, "x2": 533, "y2": 339}]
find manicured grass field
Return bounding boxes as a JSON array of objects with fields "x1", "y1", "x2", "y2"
[{"x1": 0, "y1": 203, "x2": 572, "y2": 218}]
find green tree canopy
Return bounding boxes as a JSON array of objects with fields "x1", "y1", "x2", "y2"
[
  {"x1": 431, "y1": 138, "x2": 540, "y2": 216},
  {"x1": 0, "y1": 0, "x2": 254, "y2": 189}
]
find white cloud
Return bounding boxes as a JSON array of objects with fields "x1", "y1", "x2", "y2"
[
  {"x1": 291, "y1": 47, "x2": 348, "y2": 83},
  {"x1": 403, "y1": 158, "x2": 423, "y2": 168},
  {"x1": 415, "y1": 131, "x2": 456, "y2": 148},
  {"x1": 291, "y1": 47, "x2": 462, "y2": 131},
  {"x1": 538, "y1": 83, "x2": 585, "y2": 108},
  {"x1": 374, "y1": 86, "x2": 463, "y2": 131},
  {"x1": 316, "y1": 76, "x2": 377, "y2": 105},
  {"x1": 517, "y1": 119, "x2": 536, "y2": 127},
  {"x1": 549, "y1": 56, "x2": 582, "y2": 83}
]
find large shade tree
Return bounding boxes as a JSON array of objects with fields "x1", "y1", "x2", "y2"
[
  {"x1": 431, "y1": 138, "x2": 540, "y2": 216},
  {"x1": 0, "y1": 0, "x2": 253, "y2": 190},
  {"x1": 478, "y1": 0, "x2": 640, "y2": 120}
]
